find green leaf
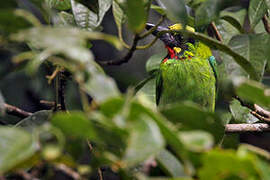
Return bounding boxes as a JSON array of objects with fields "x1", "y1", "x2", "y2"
[
  {"x1": 249, "y1": 0, "x2": 267, "y2": 30},
  {"x1": 0, "y1": 127, "x2": 37, "y2": 173},
  {"x1": 199, "y1": 149, "x2": 260, "y2": 180},
  {"x1": 136, "y1": 77, "x2": 156, "y2": 104},
  {"x1": 45, "y1": 0, "x2": 71, "y2": 10},
  {"x1": 195, "y1": 0, "x2": 234, "y2": 28},
  {"x1": 150, "y1": 4, "x2": 166, "y2": 15},
  {"x1": 58, "y1": 11, "x2": 76, "y2": 26},
  {"x1": 161, "y1": 103, "x2": 225, "y2": 142},
  {"x1": 221, "y1": 33, "x2": 268, "y2": 81},
  {"x1": 83, "y1": 74, "x2": 120, "y2": 104},
  {"x1": 229, "y1": 99, "x2": 258, "y2": 124},
  {"x1": 123, "y1": 115, "x2": 164, "y2": 166},
  {"x1": 0, "y1": 10, "x2": 31, "y2": 35},
  {"x1": 178, "y1": 131, "x2": 214, "y2": 152},
  {"x1": 15, "y1": 110, "x2": 52, "y2": 130},
  {"x1": 71, "y1": 0, "x2": 111, "y2": 31},
  {"x1": 51, "y1": 111, "x2": 97, "y2": 140},
  {"x1": 125, "y1": 0, "x2": 147, "y2": 33},
  {"x1": 113, "y1": 1, "x2": 125, "y2": 33},
  {"x1": 11, "y1": 26, "x2": 122, "y2": 73},
  {"x1": 0, "y1": 91, "x2": 5, "y2": 116},
  {"x1": 158, "y1": 0, "x2": 188, "y2": 26},
  {"x1": 235, "y1": 78, "x2": 270, "y2": 107},
  {"x1": 156, "y1": 149, "x2": 186, "y2": 177},
  {"x1": 146, "y1": 52, "x2": 165, "y2": 73},
  {"x1": 220, "y1": 9, "x2": 246, "y2": 33}
]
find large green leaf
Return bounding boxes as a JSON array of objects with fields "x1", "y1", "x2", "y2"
[
  {"x1": 158, "y1": 0, "x2": 188, "y2": 26},
  {"x1": 83, "y1": 74, "x2": 120, "y2": 104},
  {"x1": 15, "y1": 110, "x2": 52, "y2": 130},
  {"x1": 220, "y1": 9, "x2": 246, "y2": 33},
  {"x1": 136, "y1": 77, "x2": 156, "y2": 104},
  {"x1": 156, "y1": 149, "x2": 186, "y2": 177},
  {"x1": 219, "y1": 33, "x2": 269, "y2": 81},
  {"x1": 229, "y1": 99, "x2": 258, "y2": 124},
  {"x1": 235, "y1": 78, "x2": 270, "y2": 107},
  {"x1": 45, "y1": 0, "x2": 71, "y2": 10},
  {"x1": 71, "y1": 0, "x2": 111, "y2": 31},
  {"x1": 199, "y1": 149, "x2": 260, "y2": 180},
  {"x1": 126, "y1": 0, "x2": 147, "y2": 33},
  {"x1": 178, "y1": 131, "x2": 214, "y2": 152},
  {"x1": 123, "y1": 114, "x2": 164, "y2": 166},
  {"x1": 195, "y1": 0, "x2": 235, "y2": 28},
  {"x1": 161, "y1": 103, "x2": 225, "y2": 142},
  {"x1": 146, "y1": 52, "x2": 165, "y2": 73},
  {"x1": 0, "y1": 127, "x2": 37, "y2": 173},
  {"x1": 113, "y1": 1, "x2": 125, "y2": 35},
  {"x1": 248, "y1": 0, "x2": 267, "y2": 30},
  {"x1": 51, "y1": 111, "x2": 97, "y2": 140}
]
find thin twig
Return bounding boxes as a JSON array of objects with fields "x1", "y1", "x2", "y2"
[
  {"x1": 17, "y1": 170, "x2": 39, "y2": 180},
  {"x1": 4, "y1": 103, "x2": 32, "y2": 118},
  {"x1": 99, "y1": 34, "x2": 140, "y2": 65},
  {"x1": 87, "y1": 140, "x2": 103, "y2": 180},
  {"x1": 262, "y1": 15, "x2": 270, "y2": 34},
  {"x1": 40, "y1": 100, "x2": 56, "y2": 109},
  {"x1": 55, "y1": 164, "x2": 81, "y2": 180},
  {"x1": 225, "y1": 123, "x2": 270, "y2": 133},
  {"x1": 139, "y1": 15, "x2": 165, "y2": 39},
  {"x1": 210, "y1": 22, "x2": 223, "y2": 42}
]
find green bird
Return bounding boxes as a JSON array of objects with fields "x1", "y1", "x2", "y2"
[{"x1": 146, "y1": 23, "x2": 217, "y2": 111}]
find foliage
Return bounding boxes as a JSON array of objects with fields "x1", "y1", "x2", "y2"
[{"x1": 1, "y1": 0, "x2": 270, "y2": 179}]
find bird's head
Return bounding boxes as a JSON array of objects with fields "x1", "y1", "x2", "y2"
[{"x1": 146, "y1": 23, "x2": 196, "y2": 56}]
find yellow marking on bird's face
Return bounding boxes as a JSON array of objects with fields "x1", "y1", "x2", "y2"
[
  {"x1": 173, "y1": 47, "x2": 181, "y2": 53},
  {"x1": 168, "y1": 24, "x2": 195, "y2": 32}
]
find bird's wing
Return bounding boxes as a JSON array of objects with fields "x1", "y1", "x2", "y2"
[
  {"x1": 156, "y1": 70, "x2": 163, "y2": 105},
  {"x1": 208, "y1": 56, "x2": 217, "y2": 81}
]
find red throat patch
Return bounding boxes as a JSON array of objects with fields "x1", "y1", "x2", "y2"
[{"x1": 162, "y1": 46, "x2": 179, "y2": 63}]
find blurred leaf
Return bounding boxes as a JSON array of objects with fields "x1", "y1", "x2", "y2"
[
  {"x1": 83, "y1": 74, "x2": 120, "y2": 103},
  {"x1": 229, "y1": 99, "x2": 258, "y2": 123},
  {"x1": 178, "y1": 131, "x2": 214, "y2": 152},
  {"x1": 45, "y1": 0, "x2": 71, "y2": 10},
  {"x1": 156, "y1": 149, "x2": 186, "y2": 177},
  {"x1": 0, "y1": 127, "x2": 37, "y2": 173},
  {"x1": 58, "y1": 11, "x2": 76, "y2": 26},
  {"x1": 150, "y1": 4, "x2": 166, "y2": 15},
  {"x1": 136, "y1": 76, "x2": 156, "y2": 104},
  {"x1": 15, "y1": 110, "x2": 52, "y2": 130},
  {"x1": 199, "y1": 149, "x2": 260, "y2": 180},
  {"x1": 161, "y1": 103, "x2": 224, "y2": 142},
  {"x1": 184, "y1": 30, "x2": 259, "y2": 80},
  {"x1": 51, "y1": 111, "x2": 97, "y2": 140},
  {"x1": 220, "y1": 9, "x2": 246, "y2": 33},
  {"x1": 0, "y1": 10, "x2": 31, "y2": 35},
  {"x1": 0, "y1": 91, "x2": 5, "y2": 116},
  {"x1": 195, "y1": 0, "x2": 234, "y2": 28},
  {"x1": 235, "y1": 78, "x2": 270, "y2": 107},
  {"x1": 11, "y1": 26, "x2": 122, "y2": 73},
  {"x1": 159, "y1": 0, "x2": 188, "y2": 26},
  {"x1": 71, "y1": 0, "x2": 111, "y2": 31},
  {"x1": 126, "y1": 0, "x2": 147, "y2": 33},
  {"x1": 113, "y1": 1, "x2": 125, "y2": 33},
  {"x1": 249, "y1": 0, "x2": 267, "y2": 30},
  {"x1": 123, "y1": 115, "x2": 164, "y2": 166},
  {"x1": 146, "y1": 52, "x2": 165, "y2": 73}
]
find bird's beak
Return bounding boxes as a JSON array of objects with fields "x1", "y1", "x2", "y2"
[{"x1": 145, "y1": 23, "x2": 173, "y2": 46}]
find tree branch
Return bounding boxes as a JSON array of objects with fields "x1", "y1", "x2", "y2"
[
  {"x1": 225, "y1": 123, "x2": 270, "y2": 133},
  {"x1": 209, "y1": 22, "x2": 223, "y2": 41},
  {"x1": 99, "y1": 34, "x2": 140, "y2": 65},
  {"x1": 262, "y1": 15, "x2": 270, "y2": 34},
  {"x1": 4, "y1": 103, "x2": 32, "y2": 118}
]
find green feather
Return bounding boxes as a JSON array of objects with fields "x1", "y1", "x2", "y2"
[{"x1": 157, "y1": 42, "x2": 216, "y2": 112}]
